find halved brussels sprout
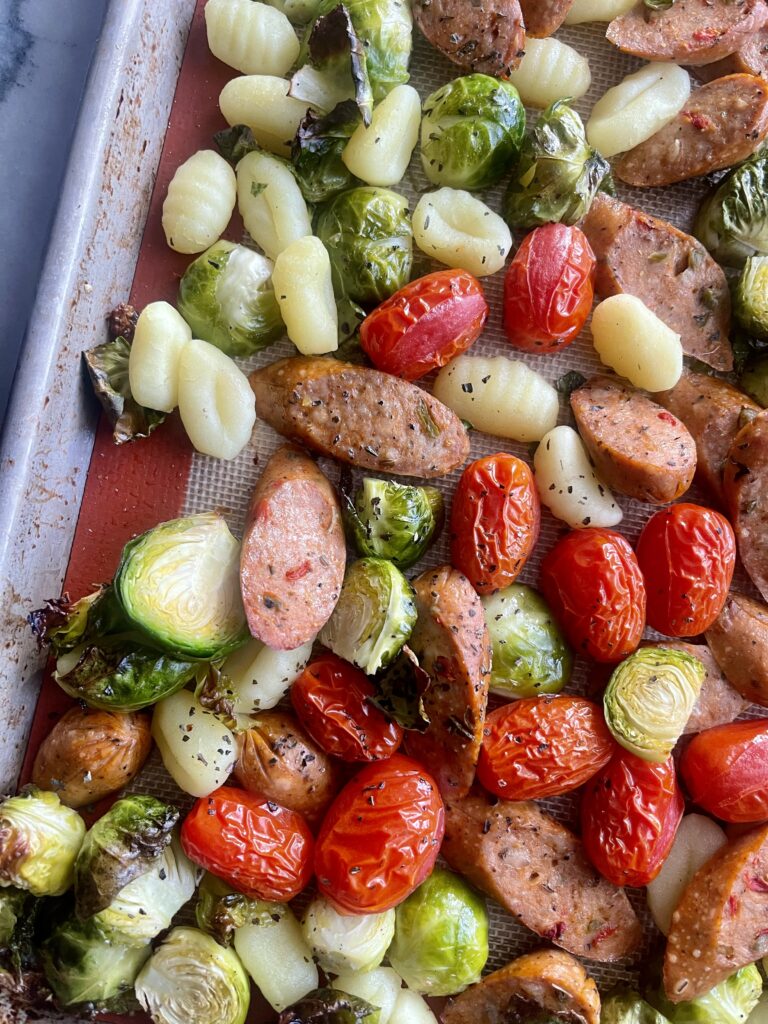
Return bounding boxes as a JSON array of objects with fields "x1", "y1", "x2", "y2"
[
  {"x1": 278, "y1": 987, "x2": 380, "y2": 1024},
  {"x1": 315, "y1": 186, "x2": 413, "y2": 305},
  {"x1": 41, "y1": 915, "x2": 151, "y2": 1011},
  {"x1": 421, "y1": 75, "x2": 525, "y2": 191},
  {"x1": 649, "y1": 964, "x2": 762, "y2": 1024},
  {"x1": 195, "y1": 873, "x2": 280, "y2": 946},
  {"x1": 114, "y1": 512, "x2": 248, "y2": 660},
  {"x1": 320, "y1": 557, "x2": 416, "y2": 674},
  {"x1": 734, "y1": 256, "x2": 768, "y2": 338},
  {"x1": 481, "y1": 584, "x2": 573, "y2": 699},
  {"x1": 387, "y1": 868, "x2": 488, "y2": 996},
  {"x1": 695, "y1": 150, "x2": 768, "y2": 268},
  {"x1": 177, "y1": 241, "x2": 284, "y2": 357},
  {"x1": 601, "y1": 989, "x2": 672, "y2": 1023},
  {"x1": 503, "y1": 100, "x2": 611, "y2": 229},
  {"x1": 343, "y1": 477, "x2": 443, "y2": 569},
  {"x1": 0, "y1": 788, "x2": 85, "y2": 897},
  {"x1": 603, "y1": 647, "x2": 705, "y2": 762},
  {"x1": 301, "y1": 896, "x2": 395, "y2": 974}
]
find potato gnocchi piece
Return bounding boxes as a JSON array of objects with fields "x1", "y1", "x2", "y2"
[
  {"x1": 272, "y1": 236, "x2": 337, "y2": 356},
  {"x1": 151, "y1": 689, "x2": 237, "y2": 797},
  {"x1": 128, "y1": 301, "x2": 191, "y2": 412},
  {"x1": 412, "y1": 189, "x2": 511, "y2": 277},
  {"x1": 586, "y1": 62, "x2": 691, "y2": 157},
  {"x1": 332, "y1": 967, "x2": 403, "y2": 1024},
  {"x1": 564, "y1": 0, "x2": 636, "y2": 23},
  {"x1": 204, "y1": 0, "x2": 300, "y2": 76},
  {"x1": 161, "y1": 149, "x2": 236, "y2": 254},
  {"x1": 392, "y1": 989, "x2": 439, "y2": 1024},
  {"x1": 591, "y1": 294, "x2": 683, "y2": 392},
  {"x1": 534, "y1": 425, "x2": 623, "y2": 530},
  {"x1": 221, "y1": 637, "x2": 315, "y2": 725},
  {"x1": 219, "y1": 75, "x2": 310, "y2": 157},
  {"x1": 233, "y1": 906, "x2": 318, "y2": 1012},
  {"x1": 177, "y1": 337, "x2": 256, "y2": 460},
  {"x1": 433, "y1": 354, "x2": 559, "y2": 443},
  {"x1": 342, "y1": 84, "x2": 421, "y2": 187},
  {"x1": 505, "y1": 38, "x2": 591, "y2": 108},
  {"x1": 236, "y1": 150, "x2": 312, "y2": 260}
]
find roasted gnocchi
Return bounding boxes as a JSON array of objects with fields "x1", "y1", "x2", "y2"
[
  {"x1": 220, "y1": 637, "x2": 315, "y2": 725},
  {"x1": 412, "y1": 188, "x2": 511, "y2": 277},
  {"x1": 204, "y1": 0, "x2": 300, "y2": 76},
  {"x1": 272, "y1": 236, "x2": 338, "y2": 355},
  {"x1": 534, "y1": 425, "x2": 623, "y2": 530},
  {"x1": 233, "y1": 906, "x2": 318, "y2": 1012},
  {"x1": 161, "y1": 149, "x2": 236, "y2": 254},
  {"x1": 219, "y1": 75, "x2": 310, "y2": 157},
  {"x1": 342, "y1": 85, "x2": 421, "y2": 187},
  {"x1": 151, "y1": 688, "x2": 237, "y2": 797},
  {"x1": 591, "y1": 294, "x2": 683, "y2": 392},
  {"x1": 236, "y1": 150, "x2": 312, "y2": 260},
  {"x1": 564, "y1": 0, "x2": 636, "y2": 23},
  {"x1": 128, "y1": 301, "x2": 192, "y2": 412},
  {"x1": 505, "y1": 38, "x2": 591, "y2": 109}
]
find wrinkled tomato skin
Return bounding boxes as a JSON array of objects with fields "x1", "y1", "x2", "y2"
[
  {"x1": 291, "y1": 653, "x2": 403, "y2": 762},
  {"x1": 314, "y1": 754, "x2": 445, "y2": 914},
  {"x1": 450, "y1": 454, "x2": 540, "y2": 593},
  {"x1": 477, "y1": 695, "x2": 616, "y2": 800},
  {"x1": 636, "y1": 503, "x2": 736, "y2": 638},
  {"x1": 680, "y1": 719, "x2": 768, "y2": 823},
  {"x1": 503, "y1": 223, "x2": 596, "y2": 353},
  {"x1": 360, "y1": 269, "x2": 489, "y2": 380},
  {"x1": 181, "y1": 785, "x2": 313, "y2": 901},
  {"x1": 581, "y1": 751, "x2": 684, "y2": 888},
  {"x1": 539, "y1": 528, "x2": 646, "y2": 663}
]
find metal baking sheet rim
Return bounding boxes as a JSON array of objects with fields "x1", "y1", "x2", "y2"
[{"x1": 0, "y1": 0, "x2": 194, "y2": 796}]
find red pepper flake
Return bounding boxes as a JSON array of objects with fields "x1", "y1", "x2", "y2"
[
  {"x1": 747, "y1": 874, "x2": 768, "y2": 893},
  {"x1": 683, "y1": 110, "x2": 715, "y2": 132},
  {"x1": 543, "y1": 922, "x2": 565, "y2": 941},
  {"x1": 657, "y1": 411, "x2": 678, "y2": 426},
  {"x1": 591, "y1": 925, "x2": 618, "y2": 947},
  {"x1": 727, "y1": 893, "x2": 740, "y2": 916},
  {"x1": 285, "y1": 560, "x2": 312, "y2": 582},
  {"x1": 693, "y1": 27, "x2": 721, "y2": 42}
]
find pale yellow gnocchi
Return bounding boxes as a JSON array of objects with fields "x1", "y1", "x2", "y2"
[
  {"x1": 534, "y1": 425, "x2": 623, "y2": 529},
  {"x1": 236, "y1": 150, "x2": 312, "y2": 260},
  {"x1": 220, "y1": 637, "x2": 315, "y2": 726},
  {"x1": 219, "y1": 75, "x2": 310, "y2": 157},
  {"x1": 128, "y1": 301, "x2": 192, "y2": 412},
  {"x1": 505, "y1": 38, "x2": 591, "y2": 109},
  {"x1": 272, "y1": 236, "x2": 338, "y2": 355},
  {"x1": 342, "y1": 85, "x2": 421, "y2": 187},
  {"x1": 161, "y1": 149, "x2": 236, "y2": 254},
  {"x1": 591, "y1": 294, "x2": 683, "y2": 392},
  {"x1": 151, "y1": 688, "x2": 237, "y2": 797},
  {"x1": 234, "y1": 907, "x2": 318, "y2": 1012},
  {"x1": 204, "y1": 0, "x2": 300, "y2": 76},
  {"x1": 412, "y1": 189, "x2": 511, "y2": 277},
  {"x1": 564, "y1": 0, "x2": 637, "y2": 23}
]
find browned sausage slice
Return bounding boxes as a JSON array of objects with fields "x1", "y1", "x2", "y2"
[
  {"x1": 607, "y1": 0, "x2": 768, "y2": 67},
  {"x1": 443, "y1": 949, "x2": 601, "y2": 1024},
  {"x1": 706, "y1": 591, "x2": 768, "y2": 705},
  {"x1": 412, "y1": 0, "x2": 525, "y2": 77},
  {"x1": 723, "y1": 410, "x2": 768, "y2": 602},
  {"x1": 697, "y1": 27, "x2": 768, "y2": 82},
  {"x1": 581, "y1": 194, "x2": 733, "y2": 372},
  {"x1": 250, "y1": 356, "x2": 470, "y2": 478},
  {"x1": 571, "y1": 375, "x2": 696, "y2": 505},
  {"x1": 240, "y1": 444, "x2": 345, "y2": 650},
  {"x1": 664, "y1": 824, "x2": 768, "y2": 1001},
  {"x1": 657, "y1": 368, "x2": 761, "y2": 503},
  {"x1": 441, "y1": 789, "x2": 642, "y2": 961},
  {"x1": 519, "y1": 0, "x2": 575, "y2": 38},
  {"x1": 403, "y1": 566, "x2": 491, "y2": 799},
  {"x1": 615, "y1": 75, "x2": 768, "y2": 187}
]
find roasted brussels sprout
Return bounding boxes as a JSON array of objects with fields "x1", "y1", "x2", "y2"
[
  {"x1": 315, "y1": 186, "x2": 413, "y2": 305},
  {"x1": 740, "y1": 356, "x2": 768, "y2": 407},
  {"x1": 695, "y1": 149, "x2": 768, "y2": 268},
  {"x1": 343, "y1": 477, "x2": 443, "y2": 569},
  {"x1": 114, "y1": 512, "x2": 248, "y2": 660},
  {"x1": 177, "y1": 241, "x2": 284, "y2": 357},
  {"x1": 601, "y1": 990, "x2": 672, "y2": 1023},
  {"x1": 278, "y1": 987, "x2": 379, "y2": 1024},
  {"x1": 503, "y1": 100, "x2": 611, "y2": 229},
  {"x1": 734, "y1": 256, "x2": 768, "y2": 339},
  {"x1": 0, "y1": 888, "x2": 27, "y2": 948},
  {"x1": 603, "y1": 647, "x2": 705, "y2": 762},
  {"x1": 0, "y1": 788, "x2": 85, "y2": 897},
  {"x1": 301, "y1": 896, "x2": 395, "y2": 974},
  {"x1": 135, "y1": 926, "x2": 250, "y2": 1024},
  {"x1": 320, "y1": 557, "x2": 417, "y2": 674},
  {"x1": 293, "y1": 103, "x2": 360, "y2": 204},
  {"x1": 649, "y1": 964, "x2": 762, "y2": 1024},
  {"x1": 481, "y1": 584, "x2": 573, "y2": 699},
  {"x1": 195, "y1": 873, "x2": 280, "y2": 946},
  {"x1": 420, "y1": 75, "x2": 525, "y2": 191},
  {"x1": 387, "y1": 868, "x2": 488, "y2": 996}
]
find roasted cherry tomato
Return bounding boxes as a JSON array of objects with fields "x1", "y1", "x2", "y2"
[
  {"x1": 450, "y1": 453, "x2": 540, "y2": 593},
  {"x1": 636, "y1": 503, "x2": 736, "y2": 637},
  {"x1": 181, "y1": 785, "x2": 313, "y2": 901},
  {"x1": 314, "y1": 754, "x2": 444, "y2": 913},
  {"x1": 539, "y1": 528, "x2": 646, "y2": 663},
  {"x1": 581, "y1": 750, "x2": 684, "y2": 888},
  {"x1": 477, "y1": 696, "x2": 616, "y2": 800},
  {"x1": 680, "y1": 719, "x2": 768, "y2": 823},
  {"x1": 291, "y1": 653, "x2": 403, "y2": 762},
  {"x1": 503, "y1": 223, "x2": 596, "y2": 353},
  {"x1": 359, "y1": 269, "x2": 488, "y2": 381}
]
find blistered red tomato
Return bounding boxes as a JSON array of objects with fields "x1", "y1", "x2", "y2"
[
  {"x1": 539, "y1": 528, "x2": 646, "y2": 663},
  {"x1": 680, "y1": 719, "x2": 768, "y2": 823},
  {"x1": 503, "y1": 223, "x2": 596, "y2": 353},
  {"x1": 181, "y1": 785, "x2": 313, "y2": 901},
  {"x1": 450, "y1": 453, "x2": 540, "y2": 593},
  {"x1": 477, "y1": 696, "x2": 616, "y2": 800},
  {"x1": 636, "y1": 503, "x2": 736, "y2": 637},
  {"x1": 314, "y1": 754, "x2": 444, "y2": 914},
  {"x1": 581, "y1": 750, "x2": 684, "y2": 887},
  {"x1": 359, "y1": 269, "x2": 489, "y2": 380},
  {"x1": 291, "y1": 653, "x2": 403, "y2": 762}
]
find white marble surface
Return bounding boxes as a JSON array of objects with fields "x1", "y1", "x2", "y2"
[{"x1": 0, "y1": 0, "x2": 109, "y2": 428}]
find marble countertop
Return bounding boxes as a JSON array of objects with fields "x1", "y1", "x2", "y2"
[{"x1": 0, "y1": 0, "x2": 109, "y2": 430}]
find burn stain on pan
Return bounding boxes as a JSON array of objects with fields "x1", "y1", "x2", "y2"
[{"x1": 0, "y1": 0, "x2": 34, "y2": 105}]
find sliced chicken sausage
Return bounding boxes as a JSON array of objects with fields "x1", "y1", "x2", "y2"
[
  {"x1": 697, "y1": 27, "x2": 768, "y2": 82},
  {"x1": 723, "y1": 410, "x2": 768, "y2": 602},
  {"x1": 412, "y1": 0, "x2": 526, "y2": 77},
  {"x1": 519, "y1": 0, "x2": 575, "y2": 38},
  {"x1": 705, "y1": 591, "x2": 768, "y2": 706}
]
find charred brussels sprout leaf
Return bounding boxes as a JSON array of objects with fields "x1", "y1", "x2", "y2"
[
  {"x1": 303, "y1": 4, "x2": 373, "y2": 124},
  {"x1": 421, "y1": 75, "x2": 526, "y2": 191},
  {"x1": 214, "y1": 123, "x2": 260, "y2": 165},
  {"x1": 648, "y1": 964, "x2": 761, "y2": 1024},
  {"x1": 0, "y1": 889, "x2": 47, "y2": 1009},
  {"x1": 177, "y1": 241, "x2": 284, "y2": 357},
  {"x1": 0, "y1": 788, "x2": 85, "y2": 897},
  {"x1": 195, "y1": 874, "x2": 282, "y2": 946},
  {"x1": 0, "y1": 889, "x2": 26, "y2": 948},
  {"x1": 83, "y1": 336, "x2": 166, "y2": 444},
  {"x1": 342, "y1": 476, "x2": 444, "y2": 569},
  {"x1": 28, "y1": 584, "x2": 125, "y2": 655},
  {"x1": 278, "y1": 987, "x2": 379, "y2": 1023},
  {"x1": 315, "y1": 186, "x2": 413, "y2": 305},
  {"x1": 695, "y1": 149, "x2": 768, "y2": 268},
  {"x1": 370, "y1": 646, "x2": 431, "y2": 732},
  {"x1": 734, "y1": 256, "x2": 768, "y2": 338},
  {"x1": 292, "y1": 102, "x2": 361, "y2": 204},
  {"x1": 503, "y1": 100, "x2": 611, "y2": 229}
]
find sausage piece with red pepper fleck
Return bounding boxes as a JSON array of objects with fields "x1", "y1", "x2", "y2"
[{"x1": 723, "y1": 410, "x2": 768, "y2": 603}]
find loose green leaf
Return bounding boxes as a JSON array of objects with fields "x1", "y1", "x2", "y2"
[
  {"x1": 214, "y1": 124, "x2": 260, "y2": 165},
  {"x1": 278, "y1": 987, "x2": 379, "y2": 1023},
  {"x1": 555, "y1": 370, "x2": 587, "y2": 397},
  {"x1": 292, "y1": 101, "x2": 361, "y2": 204},
  {"x1": 370, "y1": 646, "x2": 431, "y2": 732},
  {"x1": 83, "y1": 336, "x2": 166, "y2": 445}
]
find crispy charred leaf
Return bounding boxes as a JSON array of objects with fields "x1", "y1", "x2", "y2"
[
  {"x1": 370, "y1": 646, "x2": 431, "y2": 732},
  {"x1": 28, "y1": 584, "x2": 127, "y2": 655},
  {"x1": 83, "y1": 336, "x2": 166, "y2": 445},
  {"x1": 292, "y1": 102, "x2": 360, "y2": 203},
  {"x1": 278, "y1": 987, "x2": 379, "y2": 1023},
  {"x1": 195, "y1": 874, "x2": 284, "y2": 946},
  {"x1": 0, "y1": 894, "x2": 50, "y2": 1012},
  {"x1": 194, "y1": 664, "x2": 238, "y2": 731},
  {"x1": 298, "y1": 4, "x2": 373, "y2": 126},
  {"x1": 732, "y1": 330, "x2": 768, "y2": 374},
  {"x1": 555, "y1": 370, "x2": 587, "y2": 398},
  {"x1": 107, "y1": 303, "x2": 138, "y2": 342},
  {"x1": 214, "y1": 124, "x2": 260, "y2": 166}
]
